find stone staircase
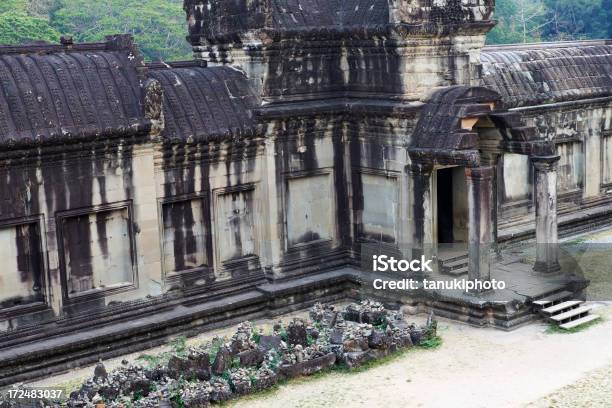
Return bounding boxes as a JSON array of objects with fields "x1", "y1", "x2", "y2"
[
  {"x1": 533, "y1": 291, "x2": 600, "y2": 330},
  {"x1": 439, "y1": 251, "x2": 468, "y2": 276}
]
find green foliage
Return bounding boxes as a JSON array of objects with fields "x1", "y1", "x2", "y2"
[
  {"x1": 487, "y1": 0, "x2": 611, "y2": 45},
  {"x1": 0, "y1": 0, "x2": 191, "y2": 61},
  {"x1": 417, "y1": 335, "x2": 443, "y2": 349},
  {"x1": 0, "y1": 11, "x2": 60, "y2": 45},
  {"x1": 208, "y1": 337, "x2": 226, "y2": 364},
  {"x1": 49, "y1": 0, "x2": 191, "y2": 61},
  {"x1": 231, "y1": 356, "x2": 241, "y2": 369},
  {"x1": 279, "y1": 328, "x2": 288, "y2": 343},
  {"x1": 0, "y1": 0, "x2": 27, "y2": 14},
  {"x1": 373, "y1": 316, "x2": 388, "y2": 331},
  {"x1": 136, "y1": 353, "x2": 163, "y2": 368},
  {"x1": 170, "y1": 336, "x2": 188, "y2": 356}
]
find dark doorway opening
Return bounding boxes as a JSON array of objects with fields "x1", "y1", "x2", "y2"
[{"x1": 437, "y1": 168, "x2": 454, "y2": 244}]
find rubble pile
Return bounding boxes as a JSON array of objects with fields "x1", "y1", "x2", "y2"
[{"x1": 40, "y1": 300, "x2": 437, "y2": 407}]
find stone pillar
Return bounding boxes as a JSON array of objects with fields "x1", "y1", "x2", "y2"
[
  {"x1": 409, "y1": 163, "x2": 433, "y2": 261},
  {"x1": 482, "y1": 154, "x2": 502, "y2": 259},
  {"x1": 465, "y1": 166, "x2": 494, "y2": 285},
  {"x1": 532, "y1": 156, "x2": 561, "y2": 273}
]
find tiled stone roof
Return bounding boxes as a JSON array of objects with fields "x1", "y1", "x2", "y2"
[
  {"x1": 481, "y1": 41, "x2": 612, "y2": 108},
  {"x1": 409, "y1": 86, "x2": 555, "y2": 166},
  {"x1": 149, "y1": 64, "x2": 261, "y2": 142},
  {"x1": 0, "y1": 36, "x2": 147, "y2": 149}
]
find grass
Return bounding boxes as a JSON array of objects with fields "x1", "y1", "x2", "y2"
[
  {"x1": 136, "y1": 335, "x2": 188, "y2": 368},
  {"x1": 545, "y1": 316, "x2": 604, "y2": 334}
]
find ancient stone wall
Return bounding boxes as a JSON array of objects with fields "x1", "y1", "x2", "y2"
[{"x1": 0, "y1": 4, "x2": 610, "y2": 382}]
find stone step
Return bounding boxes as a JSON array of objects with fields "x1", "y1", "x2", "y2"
[
  {"x1": 559, "y1": 314, "x2": 600, "y2": 330},
  {"x1": 438, "y1": 253, "x2": 469, "y2": 264},
  {"x1": 443, "y1": 258, "x2": 469, "y2": 270},
  {"x1": 445, "y1": 266, "x2": 468, "y2": 276},
  {"x1": 550, "y1": 305, "x2": 593, "y2": 323},
  {"x1": 541, "y1": 300, "x2": 583, "y2": 315},
  {"x1": 532, "y1": 291, "x2": 575, "y2": 308}
]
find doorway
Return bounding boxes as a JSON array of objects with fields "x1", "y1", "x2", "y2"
[{"x1": 435, "y1": 167, "x2": 468, "y2": 244}]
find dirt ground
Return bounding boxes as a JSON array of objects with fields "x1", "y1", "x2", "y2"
[{"x1": 27, "y1": 303, "x2": 612, "y2": 408}]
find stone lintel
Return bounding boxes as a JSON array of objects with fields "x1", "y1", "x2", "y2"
[
  {"x1": 531, "y1": 155, "x2": 560, "y2": 171},
  {"x1": 465, "y1": 165, "x2": 494, "y2": 180}
]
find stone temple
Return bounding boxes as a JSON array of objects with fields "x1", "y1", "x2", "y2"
[{"x1": 0, "y1": 0, "x2": 610, "y2": 383}]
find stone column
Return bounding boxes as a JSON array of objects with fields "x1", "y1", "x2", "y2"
[
  {"x1": 465, "y1": 166, "x2": 494, "y2": 284},
  {"x1": 409, "y1": 163, "x2": 433, "y2": 261},
  {"x1": 532, "y1": 156, "x2": 561, "y2": 273},
  {"x1": 482, "y1": 154, "x2": 502, "y2": 259}
]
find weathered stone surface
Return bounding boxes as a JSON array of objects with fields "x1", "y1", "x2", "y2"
[
  {"x1": 409, "y1": 329, "x2": 424, "y2": 346},
  {"x1": 93, "y1": 363, "x2": 108, "y2": 381},
  {"x1": 329, "y1": 329, "x2": 344, "y2": 345},
  {"x1": 126, "y1": 379, "x2": 152, "y2": 397},
  {"x1": 368, "y1": 330, "x2": 391, "y2": 350},
  {"x1": 278, "y1": 353, "x2": 336, "y2": 379},
  {"x1": 342, "y1": 351, "x2": 372, "y2": 369},
  {"x1": 258, "y1": 335, "x2": 282, "y2": 352},
  {"x1": 180, "y1": 382, "x2": 212, "y2": 408},
  {"x1": 0, "y1": 0, "x2": 608, "y2": 387},
  {"x1": 209, "y1": 378, "x2": 232, "y2": 402},
  {"x1": 212, "y1": 347, "x2": 232, "y2": 375},
  {"x1": 168, "y1": 352, "x2": 211, "y2": 380},
  {"x1": 238, "y1": 348, "x2": 264, "y2": 367},
  {"x1": 287, "y1": 319, "x2": 309, "y2": 347},
  {"x1": 342, "y1": 338, "x2": 369, "y2": 353}
]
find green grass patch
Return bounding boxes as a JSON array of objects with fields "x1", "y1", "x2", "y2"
[
  {"x1": 417, "y1": 335, "x2": 443, "y2": 349},
  {"x1": 545, "y1": 316, "x2": 603, "y2": 334}
]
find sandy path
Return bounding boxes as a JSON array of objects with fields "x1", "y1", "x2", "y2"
[
  {"x1": 526, "y1": 362, "x2": 612, "y2": 408},
  {"x1": 228, "y1": 304, "x2": 612, "y2": 408}
]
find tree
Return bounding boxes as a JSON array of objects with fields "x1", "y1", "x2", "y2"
[
  {"x1": 542, "y1": 0, "x2": 608, "y2": 41},
  {"x1": 488, "y1": 0, "x2": 610, "y2": 45},
  {"x1": 50, "y1": 0, "x2": 192, "y2": 61},
  {"x1": 0, "y1": 11, "x2": 60, "y2": 45},
  {"x1": 487, "y1": 0, "x2": 524, "y2": 44},
  {"x1": 488, "y1": 0, "x2": 551, "y2": 44},
  {"x1": 0, "y1": 0, "x2": 27, "y2": 15}
]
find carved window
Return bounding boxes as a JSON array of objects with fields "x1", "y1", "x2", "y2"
[
  {"x1": 161, "y1": 198, "x2": 209, "y2": 274},
  {"x1": 556, "y1": 141, "x2": 584, "y2": 193},
  {"x1": 602, "y1": 133, "x2": 612, "y2": 188},
  {"x1": 285, "y1": 173, "x2": 334, "y2": 247},
  {"x1": 0, "y1": 221, "x2": 44, "y2": 309},
  {"x1": 361, "y1": 173, "x2": 398, "y2": 243},
  {"x1": 60, "y1": 207, "x2": 134, "y2": 296},
  {"x1": 215, "y1": 188, "x2": 256, "y2": 263}
]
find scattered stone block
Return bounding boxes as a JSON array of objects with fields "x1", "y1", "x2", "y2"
[
  {"x1": 93, "y1": 363, "x2": 108, "y2": 381},
  {"x1": 329, "y1": 329, "x2": 344, "y2": 344},
  {"x1": 209, "y1": 378, "x2": 232, "y2": 402},
  {"x1": 368, "y1": 330, "x2": 391, "y2": 349},
  {"x1": 278, "y1": 353, "x2": 336, "y2": 379},
  {"x1": 287, "y1": 319, "x2": 308, "y2": 346},
  {"x1": 410, "y1": 328, "x2": 424, "y2": 345},
  {"x1": 342, "y1": 351, "x2": 372, "y2": 369},
  {"x1": 238, "y1": 348, "x2": 264, "y2": 367},
  {"x1": 258, "y1": 335, "x2": 282, "y2": 352},
  {"x1": 212, "y1": 346, "x2": 232, "y2": 375}
]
